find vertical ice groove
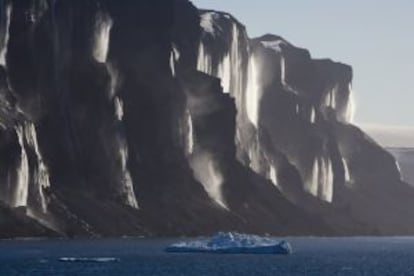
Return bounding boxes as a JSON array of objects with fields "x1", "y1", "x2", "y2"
[
  {"x1": 246, "y1": 54, "x2": 260, "y2": 127},
  {"x1": 0, "y1": 3, "x2": 12, "y2": 66},
  {"x1": 93, "y1": 11, "x2": 113, "y2": 63},
  {"x1": 24, "y1": 123, "x2": 51, "y2": 212},
  {"x1": 13, "y1": 125, "x2": 29, "y2": 208}
]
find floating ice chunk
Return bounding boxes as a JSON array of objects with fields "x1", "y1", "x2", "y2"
[
  {"x1": 166, "y1": 232, "x2": 292, "y2": 255},
  {"x1": 59, "y1": 257, "x2": 120, "y2": 263}
]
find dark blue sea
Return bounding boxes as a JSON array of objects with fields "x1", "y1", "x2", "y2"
[{"x1": 1, "y1": 237, "x2": 414, "y2": 275}]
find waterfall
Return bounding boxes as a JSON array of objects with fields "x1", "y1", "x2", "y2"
[
  {"x1": 191, "y1": 153, "x2": 227, "y2": 209},
  {"x1": 114, "y1": 96, "x2": 124, "y2": 121},
  {"x1": 245, "y1": 54, "x2": 260, "y2": 127},
  {"x1": 280, "y1": 56, "x2": 299, "y2": 95},
  {"x1": 0, "y1": 3, "x2": 11, "y2": 66},
  {"x1": 345, "y1": 83, "x2": 355, "y2": 123},
  {"x1": 186, "y1": 111, "x2": 194, "y2": 155},
  {"x1": 308, "y1": 156, "x2": 334, "y2": 202},
  {"x1": 230, "y1": 24, "x2": 243, "y2": 99},
  {"x1": 93, "y1": 11, "x2": 113, "y2": 63},
  {"x1": 24, "y1": 123, "x2": 51, "y2": 212},
  {"x1": 169, "y1": 44, "x2": 180, "y2": 77},
  {"x1": 217, "y1": 53, "x2": 231, "y2": 93},
  {"x1": 269, "y1": 166, "x2": 278, "y2": 187},
  {"x1": 113, "y1": 96, "x2": 138, "y2": 209},
  {"x1": 310, "y1": 107, "x2": 316, "y2": 124},
  {"x1": 325, "y1": 86, "x2": 338, "y2": 109},
  {"x1": 13, "y1": 125, "x2": 29, "y2": 208},
  {"x1": 341, "y1": 158, "x2": 351, "y2": 183},
  {"x1": 118, "y1": 140, "x2": 139, "y2": 209},
  {"x1": 197, "y1": 42, "x2": 212, "y2": 74}
]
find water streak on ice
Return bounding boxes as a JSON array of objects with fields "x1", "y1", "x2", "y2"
[
  {"x1": 0, "y1": 3, "x2": 11, "y2": 66},
  {"x1": 93, "y1": 11, "x2": 113, "y2": 63},
  {"x1": 13, "y1": 125, "x2": 29, "y2": 208}
]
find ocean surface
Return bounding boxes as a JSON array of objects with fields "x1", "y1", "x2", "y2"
[{"x1": 1, "y1": 236, "x2": 414, "y2": 275}]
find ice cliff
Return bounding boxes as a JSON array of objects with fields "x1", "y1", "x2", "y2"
[{"x1": 0, "y1": 0, "x2": 413, "y2": 238}]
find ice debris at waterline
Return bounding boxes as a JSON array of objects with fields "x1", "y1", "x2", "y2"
[
  {"x1": 58, "y1": 257, "x2": 120, "y2": 263},
  {"x1": 165, "y1": 232, "x2": 292, "y2": 254}
]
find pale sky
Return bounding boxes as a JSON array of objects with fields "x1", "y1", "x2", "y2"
[{"x1": 192, "y1": 0, "x2": 414, "y2": 147}]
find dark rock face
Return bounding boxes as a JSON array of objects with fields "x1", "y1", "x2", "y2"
[{"x1": 0, "y1": 1, "x2": 412, "y2": 238}]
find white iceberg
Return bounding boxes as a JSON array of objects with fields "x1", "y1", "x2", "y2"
[{"x1": 165, "y1": 232, "x2": 292, "y2": 255}]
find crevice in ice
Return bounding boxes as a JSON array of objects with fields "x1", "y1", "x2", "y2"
[{"x1": 93, "y1": 11, "x2": 113, "y2": 63}]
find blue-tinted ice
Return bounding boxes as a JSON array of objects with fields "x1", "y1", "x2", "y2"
[{"x1": 166, "y1": 232, "x2": 292, "y2": 254}]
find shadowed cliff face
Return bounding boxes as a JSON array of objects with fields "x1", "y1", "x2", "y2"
[{"x1": 0, "y1": 1, "x2": 412, "y2": 238}]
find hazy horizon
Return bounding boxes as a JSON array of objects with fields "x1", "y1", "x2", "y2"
[{"x1": 192, "y1": 0, "x2": 414, "y2": 147}]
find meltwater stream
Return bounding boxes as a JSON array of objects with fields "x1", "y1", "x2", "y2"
[{"x1": 1, "y1": 237, "x2": 414, "y2": 276}]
